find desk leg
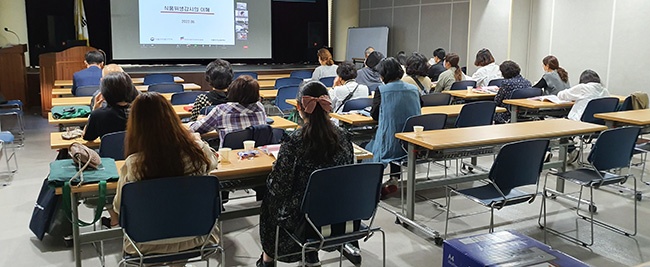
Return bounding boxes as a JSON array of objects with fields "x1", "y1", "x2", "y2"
[
  {"x1": 510, "y1": 106, "x2": 518, "y2": 123},
  {"x1": 406, "y1": 143, "x2": 416, "y2": 220},
  {"x1": 556, "y1": 142, "x2": 567, "y2": 193},
  {"x1": 72, "y1": 192, "x2": 82, "y2": 267}
]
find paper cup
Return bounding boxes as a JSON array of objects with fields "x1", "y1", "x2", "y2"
[
  {"x1": 467, "y1": 86, "x2": 473, "y2": 93},
  {"x1": 243, "y1": 140, "x2": 256, "y2": 151},
  {"x1": 218, "y1": 148, "x2": 231, "y2": 163},
  {"x1": 413, "y1": 126, "x2": 424, "y2": 136}
]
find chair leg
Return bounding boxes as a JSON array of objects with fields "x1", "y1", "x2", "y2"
[
  {"x1": 339, "y1": 245, "x2": 344, "y2": 267},
  {"x1": 380, "y1": 229, "x2": 386, "y2": 267},
  {"x1": 444, "y1": 187, "x2": 452, "y2": 238},
  {"x1": 489, "y1": 206, "x2": 494, "y2": 233}
]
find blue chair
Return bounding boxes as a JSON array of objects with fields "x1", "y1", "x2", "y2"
[
  {"x1": 274, "y1": 77, "x2": 303, "y2": 89},
  {"x1": 342, "y1": 98, "x2": 373, "y2": 112},
  {"x1": 290, "y1": 70, "x2": 313, "y2": 79},
  {"x1": 119, "y1": 176, "x2": 223, "y2": 266},
  {"x1": 580, "y1": 97, "x2": 620, "y2": 125},
  {"x1": 275, "y1": 85, "x2": 299, "y2": 114},
  {"x1": 0, "y1": 131, "x2": 18, "y2": 180},
  {"x1": 487, "y1": 78, "x2": 504, "y2": 87},
  {"x1": 510, "y1": 87, "x2": 542, "y2": 99},
  {"x1": 0, "y1": 100, "x2": 24, "y2": 145},
  {"x1": 148, "y1": 83, "x2": 184, "y2": 94},
  {"x1": 75, "y1": 85, "x2": 99, "y2": 96},
  {"x1": 445, "y1": 139, "x2": 549, "y2": 237},
  {"x1": 619, "y1": 96, "x2": 633, "y2": 111},
  {"x1": 274, "y1": 163, "x2": 386, "y2": 266},
  {"x1": 450, "y1": 80, "x2": 477, "y2": 90},
  {"x1": 171, "y1": 91, "x2": 206, "y2": 105},
  {"x1": 455, "y1": 101, "x2": 496, "y2": 128},
  {"x1": 143, "y1": 73, "x2": 174, "y2": 85},
  {"x1": 421, "y1": 93, "x2": 451, "y2": 107},
  {"x1": 222, "y1": 125, "x2": 284, "y2": 149},
  {"x1": 199, "y1": 105, "x2": 217, "y2": 115},
  {"x1": 234, "y1": 72, "x2": 258, "y2": 80},
  {"x1": 221, "y1": 129, "x2": 251, "y2": 149},
  {"x1": 368, "y1": 83, "x2": 381, "y2": 96},
  {"x1": 319, "y1": 76, "x2": 336, "y2": 87},
  {"x1": 99, "y1": 131, "x2": 126, "y2": 160},
  {"x1": 540, "y1": 127, "x2": 641, "y2": 247}
]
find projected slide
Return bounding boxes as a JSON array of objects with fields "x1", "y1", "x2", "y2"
[{"x1": 139, "y1": 0, "x2": 235, "y2": 45}]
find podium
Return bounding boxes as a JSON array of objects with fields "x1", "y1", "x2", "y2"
[
  {"x1": 39, "y1": 46, "x2": 96, "y2": 117},
  {"x1": 0, "y1": 44, "x2": 28, "y2": 106}
]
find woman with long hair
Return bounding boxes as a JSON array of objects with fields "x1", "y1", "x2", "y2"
[
  {"x1": 310, "y1": 48, "x2": 338, "y2": 81},
  {"x1": 258, "y1": 81, "x2": 354, "y2": 266},
  {"x1": 533, "y1": 55, "x2": 570, "y2": 95},
  {"x1": 108, "y1": 92, "x2": 219, "y2": 256},
  {"x1": 434, "y1": 53, "x2": 468, "y2": 92}
]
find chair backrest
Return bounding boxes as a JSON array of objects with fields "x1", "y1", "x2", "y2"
[
  {"x1": 403, "y1": 113, "x2": 447, "y2": 132},
  {"x1": 588, "y1": 126, "x2": 641, "y2": 171},
  {"x1": 342, "y1": 98, "x2": 373, "y2": 112},
  {"x1": 274, "y1": 77, "x2": 303, "y2": 89},
  {"x1": 580, "y1": 97, "x2": 620, "y2": 125},
  {"x1": 221, "y1": 125, "x2": 282, "y2": 149},
  {"x1": 75, "y1": 85, "x2": 99, "y2": 97},
  {"x1": 367, "y1": 83, "x2": 381, "y2": 96},
  {"x1": 488, "y1": 78, "x2": 505, "y2": 87},
  {"x1": 490, "y1": 139, "x2": 549, "y2": 192},
  {"x1": 455, "y1": 101, "x2": 496, "y2": 128},
  {"x1": 148, "y1": 83, "x2": 184, "y2": 94},
  {"x1": 99, "y1": 131, "x2": 126, "y2": 160},
  {"x1": 421, "y1": 93, "x2": 451, "y2": 107},
  {"x1": 143, "y1": 74, "x2": 174, "y2": 85},
  {"x1": 275, "y1": 85, "x2": 300, "y2": 111},
  {"x1": 234, "y1": 72, "x2": 258, "y2": 80},
  {"x1": 119, "y1": 176, "x2": 221, "y2": 243},
  {"x1": 319, "y1": 77, "x2": 336, "y2": 87},
  {"x1": 221, "y1": 128, "x2": 250, "y2": 149},
  {"x1": 618, "y1": 96, "x2": 633, "y2": 111},
  {"x1": 301, "y1": 163, "x2": 384, "y2": 227},
  {"x1": 170, "y1": 91, "x2": 206, "y2": 105},
  {"x1": 290, "y1": 70, "x2": 313, "y2": 79},
  {"x1": 450, "y1": 80, "x2": 477, "y2": 90},
  {"x1": 510, "y1": 88, "x2": 542, "y2": 99},
  {"x1": 200, "y1": 105, "x2": 217, "y2": 115}
]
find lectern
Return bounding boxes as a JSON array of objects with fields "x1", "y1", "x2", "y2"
[{"x1": 0, "y1": 44, "x2": 28, "y2": 105}]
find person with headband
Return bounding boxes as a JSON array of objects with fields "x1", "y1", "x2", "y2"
[
  {"x1": 533, "y1": 55, "x2": 570, "y2": 95},
  {"x1": 72, "y1": 50, "x2": 105, "y2": 96},
  {"x1": 258, "y1": 81, "x2": 354, "y2": 267}
]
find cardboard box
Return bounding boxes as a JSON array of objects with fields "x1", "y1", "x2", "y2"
[{"x1": 443, "y1": 230, "x2": 589, "y2": 267}]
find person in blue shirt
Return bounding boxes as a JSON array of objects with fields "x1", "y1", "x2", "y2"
[{"x1": 72, "y1": 50, "x2": 105, "y2": 95}]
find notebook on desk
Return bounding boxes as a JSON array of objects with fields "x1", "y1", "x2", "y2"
[{"x1": 529, "y1": 95, "x2": 572, "y2": 104}]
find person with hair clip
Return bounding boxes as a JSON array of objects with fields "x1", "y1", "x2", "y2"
[
  {"x1": 106, "y1": 92, "x2": 219, "y2": 261},
  {"x1": 83, "y1": 71, "x2": 138, "y2": 141},
  {"x1": 72, "y1": 50, "x2": 105, "y2": 95},
  {"x1": 434, "y1": 53, "x2": 469, "y2": 92},
  {"x1": 402, "y1": 52, "x2": 433, "y2": 95},
  {"x1": 310, "y1": 48, "x2": 338, "y2": 82},
  {"x1": 190, "y1": 59, "x2": 234, "y2": 121},
  {"x1": 257, "y1": 81, "x2": 354, "y2": 267},
  {"x1": 533, "y1": 55, "x2": 570, "y2": 95},
  {"x1": 471, "y1": 48, "x2": 502, "y2": 87}
]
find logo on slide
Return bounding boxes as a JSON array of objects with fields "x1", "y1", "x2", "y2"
[
  {"x1": 150, "y1": 37, "x2": 155, "y2": 41},
  {"x1": 180, "y1": 36, "x2": 185, "y2": 40}
]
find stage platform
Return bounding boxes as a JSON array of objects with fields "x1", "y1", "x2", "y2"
[{"x1": 122, "y1": 63, "x2": 317, "y2": 74}]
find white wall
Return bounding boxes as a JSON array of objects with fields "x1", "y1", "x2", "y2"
[
  {"x1": 332, "y1": 0, "x2": 360, "y2": 62},
  {"x1": 0, "y1": 0, "x2": 29, "y2": 66},
  {"x1": 467, "y1": 0, "x2": 511, "y2": 75}
]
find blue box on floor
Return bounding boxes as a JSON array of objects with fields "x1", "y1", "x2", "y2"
[{"x1": 442, "y1": 230, "x2": 589, "y2": 267}]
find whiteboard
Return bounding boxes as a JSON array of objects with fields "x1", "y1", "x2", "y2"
[{"x1": 345, "y1": 27, "x2": 389, "y2": 62}]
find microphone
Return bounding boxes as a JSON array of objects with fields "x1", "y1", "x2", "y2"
[{"x1": 4, "y1": 27, "x2": 21, "y2": 44}]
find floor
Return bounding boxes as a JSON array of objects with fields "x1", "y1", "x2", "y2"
[{"x1": 1, "y1": 113, "x2": 649, "y2": 266}]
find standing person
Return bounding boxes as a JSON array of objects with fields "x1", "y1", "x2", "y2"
[
  {"x1": 532, "y1": 55, "x2": 570, "y2": 95},
  {"x1": 330, "y1": 62, "x2": 369, "y2": 113},
  {"x1": 427, "y1": 48, "x2": 446, "y2": 81},
  {"x1": 83, "y1": 71, "x2": 138, "y2": 141},
  {"x1": 72, "y1": 50, "x2": 105, "y2": 95},
  {"x1": 471, "y1": 48, "x2": 502, "y2": 87},
  {"x1": 189, "y1": 75, "x2": 267, "y2": 147},
  {"x1": 367, "y1": 57, "x2": 421, "y2": 198},
  {"x1": 107, "y1": 92, "x2": 219, "y2": 259},
  {"x1": 190, "y1": 59, "x2": 233, "y2": 121},
  {"x1": 356, "y1": 51, "x2": 385, "y2": 94},
  {"x1": 402, "y1": 52, "x2": 433, "y2": 95},
  {"x1": 310, "y1": 48, "x2": 338, "y2": 82},
  {"x1": 494, "y1": 61, "x2": 531, "y2": 124},
  {"x1": 258, "y1": 81, "x2": 354, "y2": 267},
  {"x1": 434, "y1": 53, "x2": 468, "y2": 93}
]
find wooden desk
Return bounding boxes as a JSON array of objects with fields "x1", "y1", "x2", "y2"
[
  {"x1": 594, "y1": 109, "x2": 650, "y2": 129},
  {"x1": 51, "y1": 93, "x2": 173, "y2": 107},
  {"x1": 443, "y1": 90, "x2": 496, "y2": 101},
  {"x1": 258, "y1": 80, "x2": 275, "y2": 89},
  {"x1": 172, "y1": 105, "x2": 191, "y2": 118},
  {"x1": 50, "y1": 132, "x2": 99, "y2": 149},
  {"x1": 286, "y1": 99, "x2": 298, "y2": 107},
  {"x1": 353, "y1": 143, "x2": 373, "y2": 160},
  {"x1": 268, "y1": 116, "x2": 299, "y2": 129},
  {"x1": 259, "y1": 89, "x2": 278, "y2": 99},
  {"x1": 54, "y1": 76, "x2": 184, "y2": 87},
  {"x1": 52, "y1": 83, "x2": 201, "y2": 96},
  {"x1": 258, "y1": 74, "x2": 290, "y2": 81},
  {"x1": 503, "y1": 95, "x2": 626, "y2": 123},
  {"x1": 394, "y1": 119, "x2": 607, "y2": 224}
]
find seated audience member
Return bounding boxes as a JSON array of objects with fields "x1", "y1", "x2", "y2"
[
  {"x1": 396, "y1": 51, "x2": 408, "y2": 73},
  {"x1": 83, "y1": 71, "x2": 138, "y2": 141},
  {"x1": 191, "y1": 59, "x2": 234, "y2": 121},
  {"x1": 258, "y1": 81, "x2": 354, "y2": 266},
  {"x1": 72, "y1": 50, "x2": 105, "y2": 95},
  {"x1": 494, "y1": 60, "x2": 531, "y2": 124},
  {"x1": 558, "y1": 69, "x2": 610, "y2": 121},
  {"x1": 533, "y1": 55, "x2": 570, "y2": 95},
  {"x1": 330, "y1": 62, "x2": 369, "y2": 113},
  {"x1": 367, "y1": 57, "x2": 421, "y2": 197},
  {"x1": 356, "y1": 51, "x2": 385, "y2": 93},
  {"x1": 402, "y1": 52, "x2": 433, "y2": 95},
  {"x1": 108, "y1": 91, "x2": 219, "y2": 256},
  {"x1": 427, "y1": 48, "x2": 446, "y2": 81},
  {"x1": 310, "y1": 48, "x2": 338, "y2": 81},
  {"x1": 471, "y1": 48, "x2": 502, "y2": 87},
  {"x1": 90, "y1": 64, "x2": 126, "y2": 110},
  {"x1": 434, "y1": 53, "x2": 469, "y2": 92},
  {"x1": 189, "y1": 75, "x2": 267, "y2": 146}
]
